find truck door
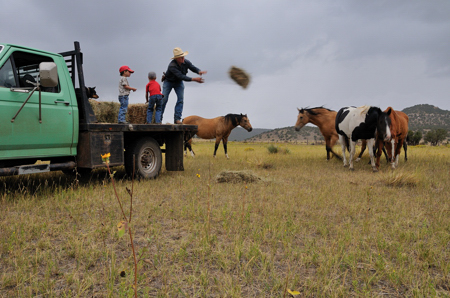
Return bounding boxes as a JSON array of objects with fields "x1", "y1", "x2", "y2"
[{"x1": 0, "y1": 49, "x2": 76, "y2": 160}]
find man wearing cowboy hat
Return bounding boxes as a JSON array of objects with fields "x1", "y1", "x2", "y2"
[{"x1": 161, "y1": 47, "x2": 207, "y2": 124}]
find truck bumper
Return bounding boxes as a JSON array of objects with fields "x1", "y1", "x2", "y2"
[{"x1": 0, "y1": 161, "x2": 76, "y2": 176}]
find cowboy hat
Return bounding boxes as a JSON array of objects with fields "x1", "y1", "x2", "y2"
[{"x1": 172, "y1": 47, "x2": 189, "y2": 59}]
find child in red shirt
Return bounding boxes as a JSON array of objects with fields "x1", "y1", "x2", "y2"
[{"x1": 145, "y1": 72, "x2": 163, "y2": 124}]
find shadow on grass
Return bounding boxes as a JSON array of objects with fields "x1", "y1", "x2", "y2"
[{"x1": 0, "y1": 166, "x2": 129, "y2": 198}]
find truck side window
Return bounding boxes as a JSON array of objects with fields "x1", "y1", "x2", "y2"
[
  {"x1": 0, "y1": 58, "x2": 17, "y2": 88},
  {"x1": 6, "y1": 51, "x2": 61, "y2": 93}
]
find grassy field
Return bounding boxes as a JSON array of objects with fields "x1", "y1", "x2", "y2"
[{"x1": 0, "y1": 142, "x2": 449, "y2": 297}]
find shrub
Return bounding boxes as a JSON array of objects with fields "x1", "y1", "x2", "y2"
[{"x1": 267, "y1": 144, "x2": 279, "y2": 154}]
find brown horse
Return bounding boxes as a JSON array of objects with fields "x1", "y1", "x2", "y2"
[
  {"x1": 375, "y1": 107, "x2": 409, "y2": 169},
  {"x1": 295, "y1": 107, "x2": 341, "y2": 160},
  {"x1": 182, "y1": 113, "x2": 253, "y2": 158}
]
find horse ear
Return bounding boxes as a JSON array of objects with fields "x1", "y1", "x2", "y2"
[
  {"x1": 387, "y1": 107, "x2": 392, "y2": 116},
  {"x1": 297, "y1": 108, "x2": 300, "y2": 112}
]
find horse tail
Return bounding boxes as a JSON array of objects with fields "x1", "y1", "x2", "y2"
[
  {"x1": 403, "y1": 139, "x2": 408, "y2": 161},
  {"x1": 328, "y1": 146, "x2": 342, "y2": 160}
]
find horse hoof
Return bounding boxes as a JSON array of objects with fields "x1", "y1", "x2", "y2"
[
  {"x1": 349, "y1": 168, "x2": 354, "y2": 171},
  {"x1": 355, "y1": 158, "x2": 361, "y2": 162},
  {"x1": 344, "y1": 164, "x2": 348, "y2": 167},
  {"x1": 372, "y1": 168, "x2": 379, "y2": 172}
]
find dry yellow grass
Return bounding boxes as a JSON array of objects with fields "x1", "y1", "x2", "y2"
[{"x1": 0, "y1": 143, "x2": 449, "y2": 297}]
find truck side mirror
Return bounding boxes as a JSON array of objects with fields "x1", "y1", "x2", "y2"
[{"x1": 39, "y1": 62, "x2": 58, "y2": 87}]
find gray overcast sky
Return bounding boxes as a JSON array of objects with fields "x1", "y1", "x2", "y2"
[{"x1": 2, "y1": 0, "x2": 450, "y2": 129}]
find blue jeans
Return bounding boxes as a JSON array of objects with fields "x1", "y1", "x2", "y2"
[
  {"x1": 147, "y1": 94, "x2": 163, "y2": 124},
  {"x1": 118, "y1": 95, "x2": 129, "y2": 123},
  {"x1": 162, "y1": 80, "x2": 185, "y2": 122}
]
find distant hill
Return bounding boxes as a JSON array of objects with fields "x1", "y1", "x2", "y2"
[
  {"x1": 244, "y1": 126, "x2": 322, "y2": 143},
  {"x1": 228, "y1": 127, "x2": 271, "y2": 141},
  {"x1": 237, "y1": 104, "x2": 450, "y2": 143},
  {"x1": 402, "y1": 104, "x2": 450, "y2": 131}
]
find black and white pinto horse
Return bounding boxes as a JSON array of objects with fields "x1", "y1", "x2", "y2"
[{"x1": 335, "y1": 106, "x2": 391, "y2": 172}]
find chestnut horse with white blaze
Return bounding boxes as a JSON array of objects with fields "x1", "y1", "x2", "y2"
[
  {"x1": 375, "y1": 107, "x2": 409, "y2": 169},
  {"x1": 182, "y1": 113, "x2": 253, "y2": 158},
  {"x1": 295, "y1": 107, "x2": 341, "y2": 160}
]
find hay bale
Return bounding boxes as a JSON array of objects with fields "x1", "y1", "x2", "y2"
[
  {"x1": 127, "y1": 104, "x2": 147, "y2": 124},
  {"x1": 89, "y1": 100, "x2": 150, "y2": 124},
  {"x1": 89, "y1": 99, "x2": 120, "y2": 123},
  {"x1": 228, "y1": 66, "x2": 251, "y2": 89},
  {"x1": 216, "y1": 170, "x2": 261, "y2": 183}
]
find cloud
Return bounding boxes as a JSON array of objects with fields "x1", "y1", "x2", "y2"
[{"x1": 2, "y1": 0, "x2": 450, "y2": 128}]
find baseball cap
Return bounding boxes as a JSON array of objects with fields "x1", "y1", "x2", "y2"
[{"x1": 119, "y1": 65, "x2": 134, "y2": 73}]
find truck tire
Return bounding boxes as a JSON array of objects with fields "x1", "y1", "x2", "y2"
[{"x1": 125, "y1": 137, "x2": 162, "y2": 179}]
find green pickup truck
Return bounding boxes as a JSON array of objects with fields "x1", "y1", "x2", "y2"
[{"x1": 0, "y1": 41, "x2": 197, "y2": 178}]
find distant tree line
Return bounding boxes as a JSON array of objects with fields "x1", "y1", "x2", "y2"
[
  {"x1": 423, "y1": 128, "x2": 448, "y2": 146},
  {"x1": 408, "y1": 129, "x2": 448, "y2": 146},
  {"x1": 407, "y1": 130, "x2": 422, "y2": 145}
]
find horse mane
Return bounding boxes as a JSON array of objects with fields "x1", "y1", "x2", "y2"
[
  {"x1": 299, "y1": 106, "x2": 334, "y2": 115},
  {"x1": 224, "y1": 113, "x2": 244, "y2": 126},
  {"x1": 359, "y1": 105, "x2": 372, "y2": 115}
]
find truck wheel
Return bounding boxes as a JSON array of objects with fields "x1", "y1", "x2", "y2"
[{"x1": 125, "y1": 137, "x2": 162, "y2": 179}]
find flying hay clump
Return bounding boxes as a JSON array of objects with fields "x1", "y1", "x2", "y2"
[{"x1": 229, "y1": 66, "x2": 251, "y2": 89}]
